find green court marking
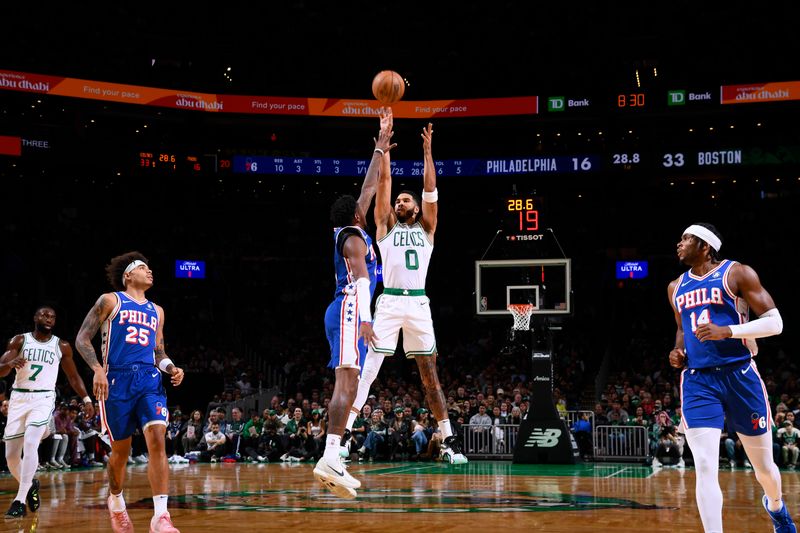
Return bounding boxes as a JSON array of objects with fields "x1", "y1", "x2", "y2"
[{"x1": 363, "y1": 461, "x2": 653, "y2": 478}]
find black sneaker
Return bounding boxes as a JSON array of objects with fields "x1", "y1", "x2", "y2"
[
  {"x1": 26, "y1": 478, "x2": 40, "y2": 512},
  {"x1": 440, "y1": 436, "x2": 469, "y2": 464},
  {"x1": 4, "y1": 500, "x2": 26, "y2": 519}
]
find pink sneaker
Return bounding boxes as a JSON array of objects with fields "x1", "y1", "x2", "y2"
[
  {"x1": 150, "y1": 512, "x2": 180, "y2": 533},
  {"x1": 108, "y1": 496, "x2": 134, "y2": 533}
]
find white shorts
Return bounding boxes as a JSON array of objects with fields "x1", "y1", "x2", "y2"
[
  {"x1": 3, "y1": 390, "x2": 55, "y2": 440},
  {"x1": 371, "y1": 293, "x2": 437, "y2": 357}
]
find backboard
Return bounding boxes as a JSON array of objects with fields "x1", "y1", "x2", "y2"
[{"x1": 475, "y1": 258, "x2": 571, "y2": 316}]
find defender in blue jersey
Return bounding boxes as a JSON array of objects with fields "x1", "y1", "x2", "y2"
[
  {"x1": 314, "y1": 108, "x2": 395, "y2": 499},
  {"x1": 668, "y1": 223, "x2": 794, "y2": 532},
  {"x1": 76, "y1": 251, "x2": 184, "y2": 533}
]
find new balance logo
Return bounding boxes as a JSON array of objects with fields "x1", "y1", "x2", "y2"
[{"x1": 524, "y1": 428, "x2": 561, "y2": 448}]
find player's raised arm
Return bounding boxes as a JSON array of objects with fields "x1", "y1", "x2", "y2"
[
  {"x1": 667, "y1": 279, "x2": 686, "y2": 368},
  {"x1": 374, "y1": 124, "x2": 397, "y2": 241},
  {"x1": 154, "y1": 305, "x2": 184, "y2": 386},
  {"x1": 420, "y1": 122, "x2": 438, "y2": 239},
  {"x1": 0, "y1": 335, "x2": 26, "y2": 377},
  {"x1": 357, "y1": 107, "x2": 397, "y2": 217},
  {"x1": 58, "y1": 340, "x2": 93, "y2": 404}
]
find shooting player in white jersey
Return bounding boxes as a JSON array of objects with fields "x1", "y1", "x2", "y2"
[
  {"x1": 0, "y1": 306, "x2": 93, "y2": 519},
  {"x1": 343, "y1": 122, "x2": 467, "y2": 464}
]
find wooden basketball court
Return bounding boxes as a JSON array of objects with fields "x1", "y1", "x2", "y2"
[{"x1": 1, "y1": 461, "x2": 797, "y2": 531}]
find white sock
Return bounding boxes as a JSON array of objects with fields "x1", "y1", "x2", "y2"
[
  {"x1": 324, "y1": 435, "x2": 342, "y2": 464},
  {"x1": 153, "y1": 494, "x2": 168, "y2": 517},
  {"x1": 109, "y1": 491, "x2": 126, "y2": 512},
  {"x1": 345, "y1": 410, "x2": 358, "y2": 432},
  {"x1": 438, "y1": 419, "x2": 453, "y2": 440}
]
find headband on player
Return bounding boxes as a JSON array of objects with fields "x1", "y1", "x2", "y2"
[
  {"x1": 122, "y1": 260, "x2": 147, "y2": 286},
  {"x1": 684, "y1": 225, "x2": 721, "y2": 252}
]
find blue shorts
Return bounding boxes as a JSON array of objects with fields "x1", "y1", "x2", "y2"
[
  {"x1": 100, "y1": 364, "x2": 169, "y2": 441},
  {"x1": 680, "y1": 359, "x2": 772, "y2": 436},
  {"x1": 324, "y1": 296, "x2": 367, "y2": 370}
]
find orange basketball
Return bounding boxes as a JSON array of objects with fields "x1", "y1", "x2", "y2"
[{"x1": 372, "y1": 70, "x2": 405, "y2": 104}]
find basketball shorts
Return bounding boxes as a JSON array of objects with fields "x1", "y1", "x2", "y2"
[
  {"x1": 325, "y1": 294, "x2": 368, "y2": 370},
  {"x1": 3, "y1": 390, "x2": 55, "y2": 440},
  {"x1": 371, "y1": 294, "x2": 436, "y2": 357},
  {"x1": 680, "y1": 358, "x2": 772, "y2": 436},
  {"x1": 100, "y1": 364, "x2": 169, "y2": 441}
]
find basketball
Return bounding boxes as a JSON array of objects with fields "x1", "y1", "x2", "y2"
[{"x1": 372, "y1": 70, "x2": 405, "y2": 104}]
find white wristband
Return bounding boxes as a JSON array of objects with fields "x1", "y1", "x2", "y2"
[
  {"x1": 374, "y1": 148, "x2": 385, "y2": 156},
  {"x1": 422, "y1": 188, "x2": 438, "y2": 203},
  {"x1": 729, "y1": 308, "x2": 783, "y2": 339},
  {"x1": 158, "y1": 358, "x2": 175, "y2": 373},
  {"x1": 83, "y1": 396, "x2": 92, "y2": 404},
  {"x1": 355, "y1": 277, "x2": 373, "y2": 323}
]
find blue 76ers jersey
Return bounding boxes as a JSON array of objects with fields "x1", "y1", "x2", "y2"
[
  {"x1": 101, "y1": 292, "x2": 159, "y2": 367},
  {"x1": 332, "y1": 226, "x2": 377, "y2": 298},
  {"x1": 673, "y1": 259, "x2": 753, "y2": 369}
]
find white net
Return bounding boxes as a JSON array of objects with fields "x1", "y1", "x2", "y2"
[{"x1": 508, "y1": 304, "x2": 534, "y2": 331}]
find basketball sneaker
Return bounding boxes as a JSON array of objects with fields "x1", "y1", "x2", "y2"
[
  {"x1": 26, "y1": 478, "x2": 40, "y2": 512},
  {"x1": 108, "y1": 498, "x2": 133, "y2": 533},
  {"x1": 339, "y1": 429, "x2": 352, "y2": 458},
  {"x1": 4, "y1": 500, "x2": 26, "y2": 519},
  {"x1": 440, "y1": 436, "x2": 469, "y2": 465},
  {"x1": 763, "y1": 496, "x2": 797, "y2": 533},
  {"x1": 150, "y1": 512, "x2": 180, "y2": 533},
  {"x1": 313, "y1": 457, "x2": 359, "y2": 499}
]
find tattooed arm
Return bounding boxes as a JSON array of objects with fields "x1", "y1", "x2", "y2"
[
  {"x1": 154, "y1": 304, "x2": 184, "y2": 386},
  {"x1": 75, "y1": 293, "x2": 115, "y2": 399}
]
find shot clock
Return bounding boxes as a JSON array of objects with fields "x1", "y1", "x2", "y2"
[{"x1": 504, "y1": 196, "x2": 545, "y2": 242}]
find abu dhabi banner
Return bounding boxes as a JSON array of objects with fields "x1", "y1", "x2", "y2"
[
  {"x1": 0, "y1": 69, "x2": 537, "y2": 118},
  {"x1": 721, "y1": 81, "x2": 800, "y2": 104}
]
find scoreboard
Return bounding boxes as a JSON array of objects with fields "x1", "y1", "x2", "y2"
[{"x1": 229, "y1": 146, "x2": 798, "y2": 177}]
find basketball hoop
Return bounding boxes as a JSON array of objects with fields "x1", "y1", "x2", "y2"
[{"x1": 507, "y1": 303, "x2": 534, "y2": 331}]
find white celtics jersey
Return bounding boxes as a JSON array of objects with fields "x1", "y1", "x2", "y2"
[
  {"x1": 12, "y1": 332, "x2": 62, "y2": 391},
  {"x1": 377, "y1": 222, "x2": 433, "y2": 290}
]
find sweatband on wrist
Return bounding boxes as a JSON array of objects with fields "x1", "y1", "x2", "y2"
[
  {"x1": 158, "y1": 358, "x2": 175, "y2": 373},
  {"x1": 122, "y1": 259, "x2": 147, "y2": 286},
  {"x1": 83, "y1": 396, "x2": 92, "y2": 404},
  {"x1": 728, "y1": 308, "x2": 783, "y2": 339},
  {"x1": 684, "y1": 225, "x2": 721, "y2": 252},
  {"x1": 355, "y1": 277, "x2": 372, "y2": 323},
  {"x1": 422, "y1": 188, "x2": 438, "y2": 203},
  {"x1": 374, "y1": 148, "x2": 385, "y2": 156}
]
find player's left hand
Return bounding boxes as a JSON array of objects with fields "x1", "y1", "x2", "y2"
[
  {"x1": 359, "y1": 321, "x2": 377, "y2": 346},
  {"x1": 9, "y1": 354, "x2": 26, "y2": 369},
  {"x1": 169, "y1": 366, "x2": 185, "y2": 386},
  {"x1": 695, "y1": 322, "x2": 732, "y2": 342}
]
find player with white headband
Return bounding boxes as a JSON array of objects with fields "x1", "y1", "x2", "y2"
[
  {"x1": 668, "y1": 222, "x2": 794, "y2": 532},
  {"x1": 75, "y1": 251, "x2": 184, "y2": 533}
]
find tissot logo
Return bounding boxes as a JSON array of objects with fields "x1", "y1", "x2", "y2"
[
  {"x1": 525, "y1": 428, "x2": 561, "y2": 448},
  {"x1": 532, "y1": 352, "x2": 550, "y2": 359}
]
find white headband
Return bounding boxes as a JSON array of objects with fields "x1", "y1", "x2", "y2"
[
  {"x1": 122, "y1": 260, "x2": 146, "y2": 286},
  {"x1": 684, "y1": 225, "x2": 721, "y2": 252}
]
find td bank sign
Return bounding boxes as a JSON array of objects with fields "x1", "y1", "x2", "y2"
[{"x1": 667, "y1": 89, "x2": 713, "y2": 106}]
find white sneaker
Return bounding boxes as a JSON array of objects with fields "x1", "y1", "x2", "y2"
[
  {"x1": 677, "y1": 458, "x2": 686, "y2": 469},
  {"x1": 48, "y1": 460, "x2": 62, "y2": 469},
  {"x1": 744, "y1": 460, "x2": 753, "y2": 468},
  {"x1": 280, "y1": 453, "x2": 290, "y2": 462},
  {"x1": 652, "y1": 457, "x2": 663, "y2": 468},
  {"x1": 257, "y1": 456, "x2": 267, "y2": 463},
  {"x1": 730, "y1": 460, "x2": 736, "y2": 468},
  {"x1": 313, "y1": 457, "x2": 360, "y2": 499}
]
